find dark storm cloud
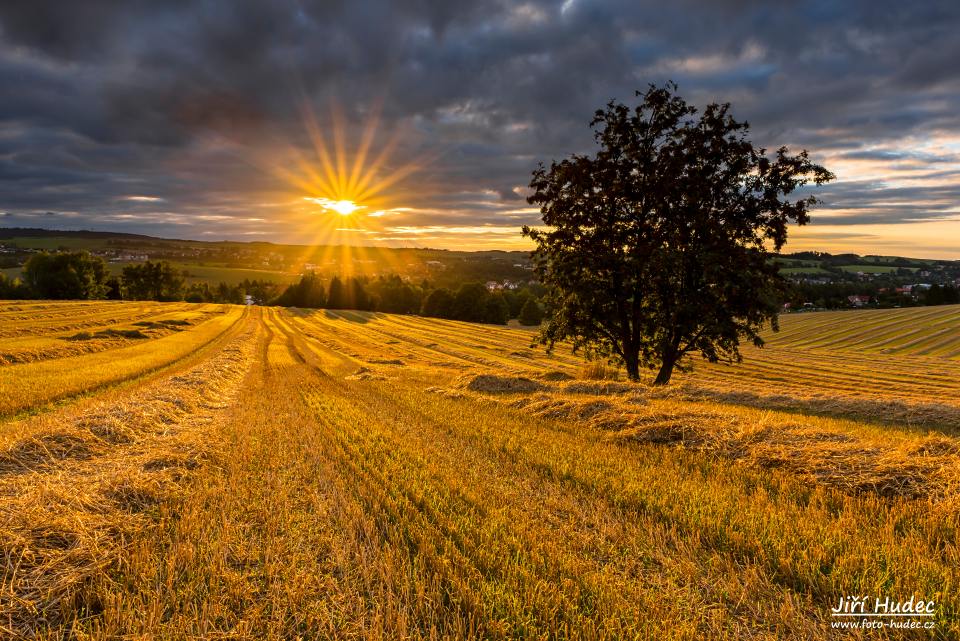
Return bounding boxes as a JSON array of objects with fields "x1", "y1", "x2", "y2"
[{"x1": 1, "y1": 0, "x2": 959, "y2": 245}]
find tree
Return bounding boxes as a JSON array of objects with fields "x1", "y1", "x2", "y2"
[
  {"x1": 372, "y1": 275, "x2": 422, "y2": 314},
  {"x1": 243, "y1": 279, "x2": 282, "y2": 306},
  {"x1": 518, "y1": 297, "x2": 544, "y2": 326},
  {"x1": 484, "y1": 292, "x2": 510, "y2": 325},
  {"x1": 326, "y1": 276, "x2": 372, "y2": 310},
  {"x1": 944, "y1": 286, "x2": 960, "y2": 305},
  {"x1": 276, "y1": 272, "x2": 326, "y2": 308},
  {"x1": 925, "y1": 284, "x2": 945, "y2": 306},
  {"x1": 524, "y1": 83, "x2": 833, "y2": 384},
  {"x1": 105, "y1": 277, "x2": 122, "y2": 300},
  {"x1": 422, "y1": 288, "x2": 454, "y2": 318},
  {"x1": 121, "y1": 261, "x2": 185, "y2": 301},
  {"x1": 185, "y1": 282, "x2": 213, "y2": 303},
  {"x1": 327, "y1": 277, "x2": 345, "y2": 309},
  {"x1": 508, "y1": 289, "x2": 531, "y2": 318},
  {"x1": 23, "y1": 251, "x2": 109, "y2": 299},
  {"x1": 344, "y1": 277, "x2": 372, "y2": 311},
  {"x1": 451, "y1": 282, "x2": 490, "y2": 322},
  {"x1": 0, "y1": 273, "x2": 31, "y2": 300},
  {"x1": 215, "y1": 282, "x2": 245, "y2": 305}
]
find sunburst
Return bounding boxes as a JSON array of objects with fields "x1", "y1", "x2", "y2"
[{"x1": 260, "y1": 98, "x2": 435, "y2": 275}]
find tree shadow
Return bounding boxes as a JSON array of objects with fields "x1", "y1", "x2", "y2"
[{"x1": 321, "y1": 309, "x2": 384, "y2": 324}]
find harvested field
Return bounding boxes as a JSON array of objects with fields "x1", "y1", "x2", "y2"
[{"x1": 1, "y1": 302, "x2": 957, "y2": 639}]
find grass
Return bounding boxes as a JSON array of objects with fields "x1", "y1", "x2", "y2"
[
  {"x1": 149, "y1": 261, "x2": 300, "y2": 285},
  {"x1": 3, "y1": 262, "x2": 298, "y2": 286},
  {"x1": 0, "y1": 303, "x2": 957, "y2": 639},
  {"x1": 778, "y1": 266, "x2": 831, "y2": 275},
  {"x1": 838, "y1": 264, "x2": 918, "y2": 274},
  {"x1": 0, "y1": 302, "x2": 244, "y2": 417}
]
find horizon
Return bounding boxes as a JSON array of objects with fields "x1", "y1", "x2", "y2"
[
  {"x1": 4, "y1": 225, "x2": 960, "y2": 263},
  {"x1": 1, "y1": 2, "x2": 959, "y2": 257}
]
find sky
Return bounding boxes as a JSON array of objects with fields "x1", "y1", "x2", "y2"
[{"x1": 1, "y1": 0, "x2": 959, "y2": 257}]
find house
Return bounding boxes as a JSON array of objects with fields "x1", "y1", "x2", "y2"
[
  {"x1": 112, "y1": 253, "x2": 149, "y2": 262},
  {"x1": 847, "y1": 294, "x2": 870, "y2": 307}
]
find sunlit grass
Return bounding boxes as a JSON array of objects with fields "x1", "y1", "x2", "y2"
[{"x1": 0, "y1": 303, "x2": 957, "y2": 638}]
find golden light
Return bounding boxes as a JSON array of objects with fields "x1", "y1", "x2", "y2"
[
  {"x1": 247, "y1": 96, "x2": 439, "y2": 275},
  {"x1": 305, "y1": 197, "x2": 364, "y2": 216}
]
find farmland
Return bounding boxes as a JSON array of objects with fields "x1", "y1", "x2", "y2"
[{"x1": 0, "y1": 301, "x2": 958, "y2": 639}]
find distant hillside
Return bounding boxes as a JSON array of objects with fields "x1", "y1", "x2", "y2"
[
  {"x1": 2, "y1": 227, "x2": 959, "y2": 291},
  {"x1": 0, "y1": 227, "x2": 534, "y2": 288}
]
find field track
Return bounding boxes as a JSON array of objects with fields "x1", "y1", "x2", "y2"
[{"x1": 0, "y1": 302, "x2": 957, "y2": 639}]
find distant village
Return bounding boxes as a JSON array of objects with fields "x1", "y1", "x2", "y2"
[
  {"x1": 0, "y1": 231, "x2": 539, "y2": 293},
  {"x1": 782, "y1": 252, "x2": 960, "y2": 310}
]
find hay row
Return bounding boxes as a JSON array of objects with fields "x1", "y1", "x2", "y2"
[
  {"x1": 0, "y1": 317, "x2": 259, "y2": 636},
  {"x1": 451, "y1": 373, "x2": 960, "y2": 503},
  {"x1": 0, "y1": 313, "x2": 219, "y2": 367}
]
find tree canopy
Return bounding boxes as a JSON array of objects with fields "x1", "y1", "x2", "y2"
[
  {"x1": 524, "y1": 83, "x2": 834, "y2": 384},
  {"x1": 121, "y1": 261, "x2": 186, "y2": 301},
  {"x1": 275, "y1": 271, "x2": 327, "y2": 308},
  {"x1": 518, "y1": 297, "x2": 544, "y2": 326},
  {"x1": 421, "y1": 288, "x2": 454, "y2": 318},
  {"x1": 22, "y1": 251, "x2": 109, "y2": 300}
]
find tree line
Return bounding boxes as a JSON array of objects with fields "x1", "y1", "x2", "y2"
[
  {"x1": 0, "y1": 252, "x2": 280, "y2": 304},
  {"x1": 786, "y1": 281, "x2": 960, "y2": 309},
  {"x1": 275, "y1": 272, "x2": 544, "y2": 325},
  {"x1": 0, "y1": 251, "x2": 547, "y2": 326}
]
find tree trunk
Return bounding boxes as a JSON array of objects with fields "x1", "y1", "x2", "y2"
[
  {"x1": 623, "y1": 350, "x2": 641, "y2": 381},
  {"x1": 652, "y1": 353, "x2": 677, "y2": 386}
]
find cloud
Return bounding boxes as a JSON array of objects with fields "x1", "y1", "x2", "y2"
[{"x1": 0, "y1": 0, "x2": 959, "y2": 252}]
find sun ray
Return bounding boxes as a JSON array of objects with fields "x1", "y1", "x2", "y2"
[
  {"x1": 347, "y1": 99, "x2": 382, "y2": 196},
  {"x1": 330, "y1": 103, "x2": 350, "y2": 199},
  {"x1": 299, "y1": 101, "x2": 340, "y2": 199},
  {"x1": 255, "y1": 95, "x2": 434, "y2": 270}
]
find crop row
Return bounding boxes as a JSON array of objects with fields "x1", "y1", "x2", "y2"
[{"x1": 0, "y1": 303, "x2": 247, "y2": 418}]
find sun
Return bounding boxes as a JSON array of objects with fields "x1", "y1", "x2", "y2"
[{"x1": 305, "y1": 197, "x2": 363, "y2": 216}]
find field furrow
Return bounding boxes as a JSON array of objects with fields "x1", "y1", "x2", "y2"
[
  {"x1": 0, "y1": 310, "x2": 260, "y2": 636},
  {"x1": 0, "y1": 305, "x2": 246, "y2": 418},
  {"x1": 2, "y1": 302, "x2": 958, "y2": 639}
]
